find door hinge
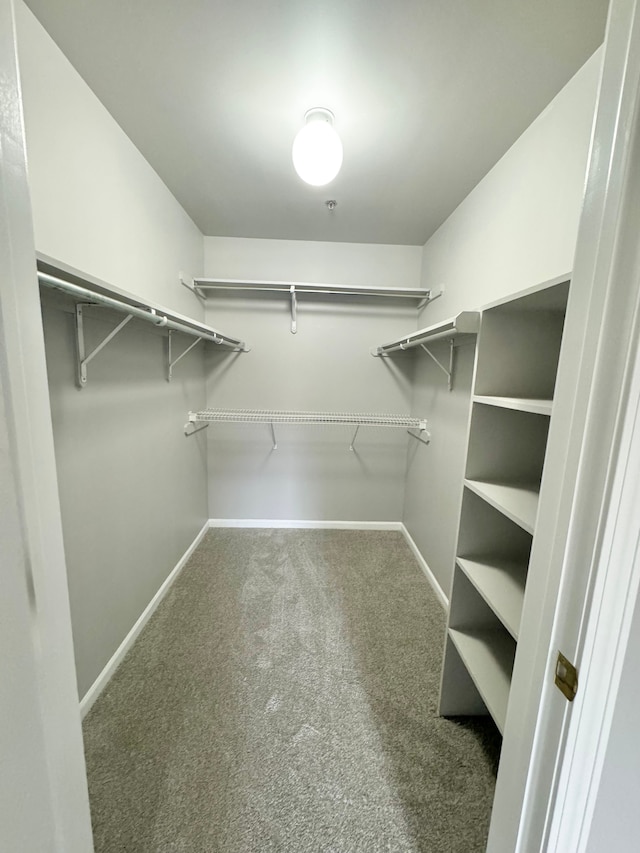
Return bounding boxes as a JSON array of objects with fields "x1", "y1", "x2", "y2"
[{"x1": 555, "y1": 651, "x2": 579, "y2": 702}]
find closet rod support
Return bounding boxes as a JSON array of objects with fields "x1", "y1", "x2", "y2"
[
  {"x1": 420, "y1": 340, "x2": 455, "y2": 391},
  {"x1": 290, "y1": 285, "x2": 297, "y2": 334},
  {"x1": 167, "y1": 331, "x2": 204, "y2": 382},
  {"x1": 407, "y1": 428, "x2": 431, "y2": 446},
  {"x1": 349, "y1": 424, "x2": 360, "y2": 452},
  {"x1": 75, "y1": 304, "x2": 133, "y2": 387},
  {"x1": 270, "y1": 422, "x2": 278, "y2": 449}
]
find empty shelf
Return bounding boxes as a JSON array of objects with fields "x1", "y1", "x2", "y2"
[
  {"x1": 191, "y1": 278, "x2": 431, "y2": 302},
  {"x1": 448, "y1": 628, "x2": 516, "y2": 733},
  {"x1": 464, "y1": 479, "x2": 539, "y2": 534},
  {"x1": 456, "y1": 557, "x2": 527, "y2": 639},
  {"x1": 188, "y1": 408, "x2": 428, "y2": 429},
  {"x1": 372, "y1": 311, "x2": 480, "y2": 356},
  {"x1": 474, "y1": 396, "x2": 553, "y2": 416}
]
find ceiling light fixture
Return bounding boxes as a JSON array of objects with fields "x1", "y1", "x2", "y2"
[{"x1": 292, "y1": 108, "x2": 343, "y2": 187}]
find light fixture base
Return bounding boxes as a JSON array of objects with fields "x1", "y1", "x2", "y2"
[{"x1": 304, "y1": 107, "x2": 335, "y2": 125}]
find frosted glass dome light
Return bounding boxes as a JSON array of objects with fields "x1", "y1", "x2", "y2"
[{"x1": 292, "y1": 108, "x2": 343, "y2": 186}]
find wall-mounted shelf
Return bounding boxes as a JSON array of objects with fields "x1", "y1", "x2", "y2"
[
  {"x1": 37, "y1": 258, "x2": 249, "y2": 387},
  {"x1": 372, "y1": 311, "x2": 480, "y2": 355},
  {"x1": 371, "y1": 311, "x2": 481, "y2": 391},
  {"x1": 185, "y1": 408, "x2": 430, "y2": 449},
  {"x1": 184, "y1": 276, "x2": 435, "y2": 334}
]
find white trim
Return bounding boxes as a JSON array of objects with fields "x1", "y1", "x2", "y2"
[
  {"x1": 208, "y1": 518, "x2": 403, "y2": 530},
  {"x1": 547, "y1": 343, "x2": 640, "y2": 851},
  {"x1": 79, "y1": 520, "x2": 210, "y2": 718},
  {"x1": 400, "y1": 525, "x2": 449, "y2": 609}
]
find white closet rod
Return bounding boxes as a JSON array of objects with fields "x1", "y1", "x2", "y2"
[{"x1": 38, "y1": 272, "x2": 249, "y2": 350}]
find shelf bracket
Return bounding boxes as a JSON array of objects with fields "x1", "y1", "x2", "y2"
[
  {"x1": 420, "y1": 339, "x2": 455, "y2": 391},
  {"x1": 407, "y1": 428, "x2": 431, "y2": 446},
  {"x1": 75, "y1": 303, "x2": 133, "y2": 388},
  {"x1": 179, "y1": 271, "x2": 206, "y2": 302},
  {"x1": 349, "y1": 424, "x2": 360, "y2": 452},
  {"x1": 167, "y1": 330, "x2": 204, "y2": 382},
  {"x1": 417, "y1": 287, "x2": 443, "y2": 311},
  {"x1": 290, "y1": 285, "x2": 297, "y2": 334},
  {"x1": 270, "y1": 422, "x2": 278, "y2": 449},
  {"x1": 184, "y1": 421, "x2": 209, "y2": 437}
]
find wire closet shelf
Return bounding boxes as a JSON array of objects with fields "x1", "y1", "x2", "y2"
[
  {"x1": 188, "y1": 409, "x2": 426, "y2": 428},
  {"x1": 185, "y1": 409, "x2": 430, "y2": 447}
]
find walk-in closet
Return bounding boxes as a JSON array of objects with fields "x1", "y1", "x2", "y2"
[{"x1": 6, "y1": 1, "x2": 640, "y2": 852}]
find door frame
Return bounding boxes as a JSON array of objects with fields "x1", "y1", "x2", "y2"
[
  {"x1": 491, "y1": 0, "x2": 640, "y2": 850},
  {"x1": 0, "y1": 0, "x2": 94, "y2": 850}
]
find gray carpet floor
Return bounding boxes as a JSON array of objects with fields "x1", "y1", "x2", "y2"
[{"x1": 83, "y1": 529, "x2": 501, "y2": 852}]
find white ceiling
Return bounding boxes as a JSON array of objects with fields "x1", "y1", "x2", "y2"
[{"x1": 23, "y1": 0, "x2": 608, "y2": 245}]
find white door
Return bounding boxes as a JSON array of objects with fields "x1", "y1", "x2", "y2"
[
  {"x1": 488, "y1": 1, "x2": 640, "y2": 850},
  {"x1": 0, "y1": 0, "x2": 94, "y2": 850}
]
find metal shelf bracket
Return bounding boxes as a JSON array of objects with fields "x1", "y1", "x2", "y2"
[
  {"x1": 349, "y1": 424, "x2": 360, "y2": 452},
  {"x1": 75, "y1": 303, "x2": 133, "y2": 388},
  {"x1": 184, "y1": 421, "x2": 210, "y2": 437},
  {"x1": 420, "y1": 340, "x2": 455, "y2": 391},
  {"x1": 167, "y1": 330, "x2": 204, "y2": 382},
  {"x1": 407, "y1": 428, "x2": 431, "y2": 445},
  {"x1": 290, "y1": 285, "x2": 297, "y2": 334}
]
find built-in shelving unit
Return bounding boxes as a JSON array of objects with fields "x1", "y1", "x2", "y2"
[{"x1": 439, "y1": 276, "x2": 570, "y2": 733}]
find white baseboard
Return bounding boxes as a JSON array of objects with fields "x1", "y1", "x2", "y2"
[
  {"x1": 79, "y1": 520, "x2": 210, "y2": 718},
  {"x1": 209, "y1": 518, "x2": 403, "y2": 530},
  {"x1": 400, "y1": 524, "x2": 449, "y2": 609}
]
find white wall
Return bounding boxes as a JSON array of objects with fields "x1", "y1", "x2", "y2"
[
  {"x1": 418, "y1": 49, "x2": 603, "y2": 324},
  {"x1": 16, "y1": 1, "x2": 204, "y2": 320},
  {"x1": 205, "y1": 236, "x2": 423, "y2": 288},
  {"x1": 16, "y1": 1, "x2": 209, "y2": 699},
  {"x1": 404, "y1": 50, "x2": 602, "y2": 596},
  {"x1": 203, "y1": 237, "x2": 422, "y2": 521}
]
